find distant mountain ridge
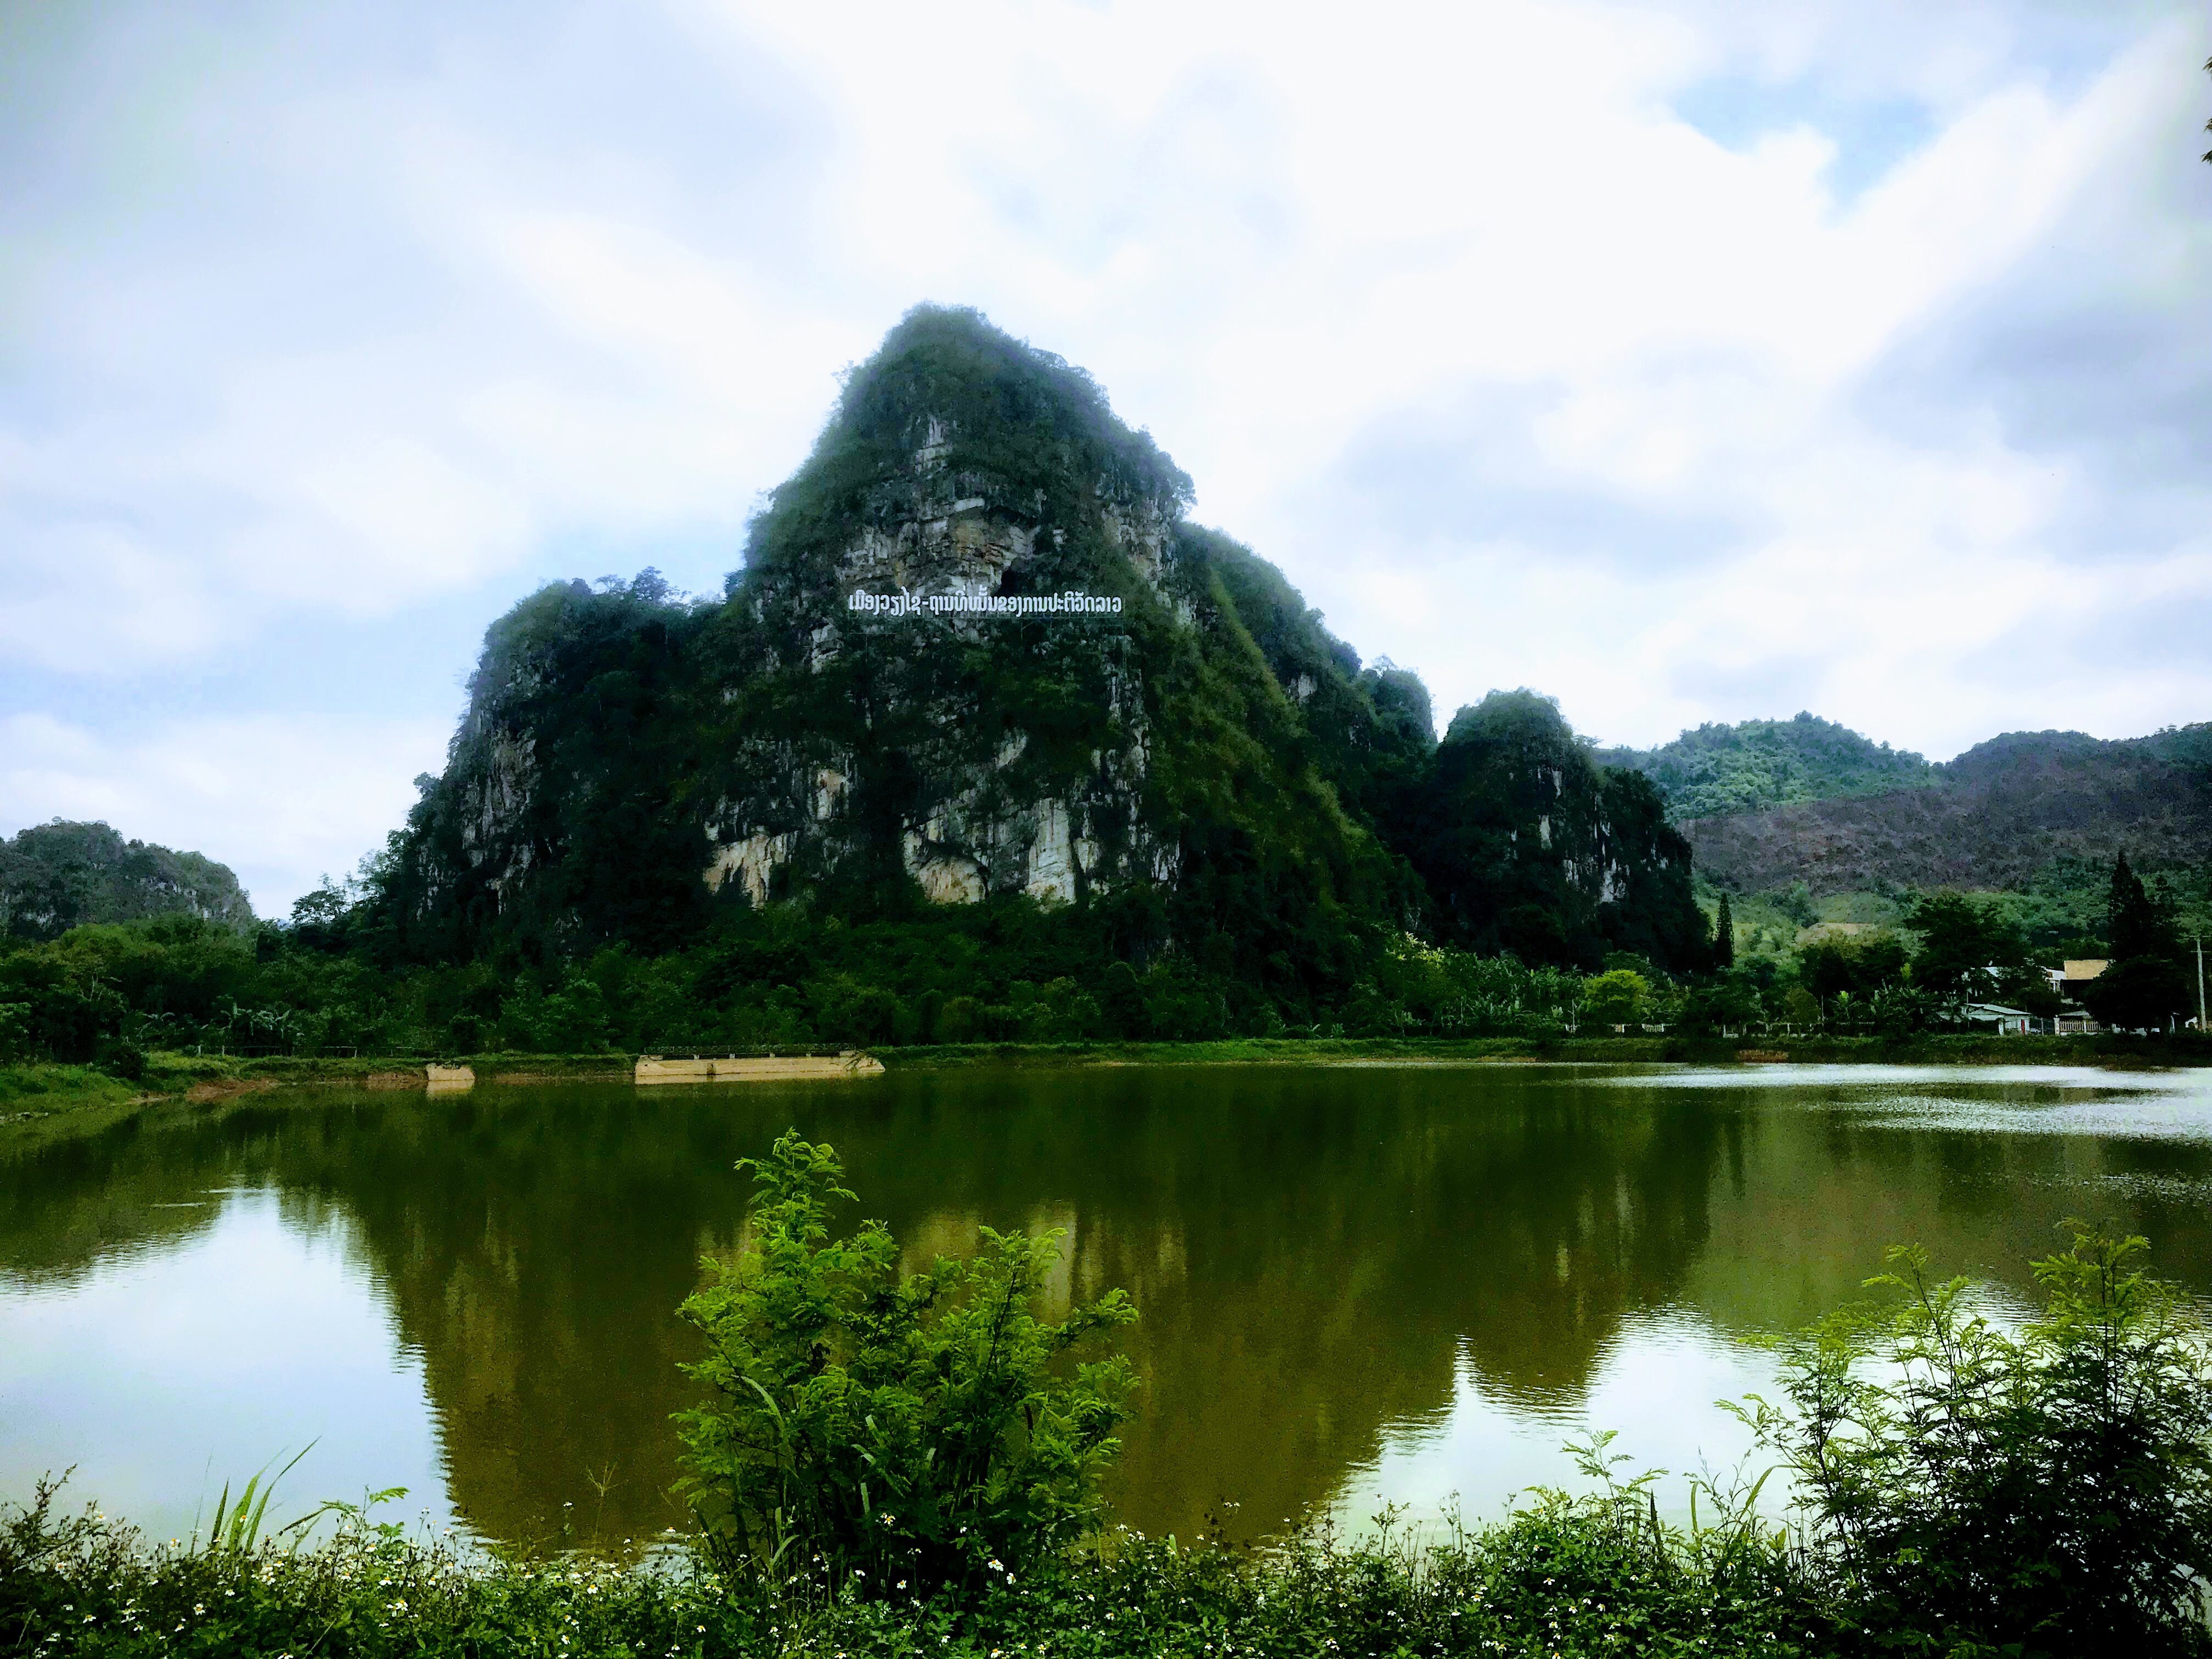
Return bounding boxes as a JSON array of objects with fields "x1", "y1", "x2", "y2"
[{"x1": 1676, "y1": 724, "x2": 2212, "y2": 896}]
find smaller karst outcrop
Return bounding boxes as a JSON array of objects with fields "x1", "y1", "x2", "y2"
[
  {"x1": 1407, "y1": 691, "x2": 1709, "y2": 969},
  {"x1": 0, "y1": 820, "x2": 256, "y2": 939}
]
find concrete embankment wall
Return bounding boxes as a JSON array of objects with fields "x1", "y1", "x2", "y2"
[{"x1": 634, "y1": 1052, "x2": 886, "y2": 1084}]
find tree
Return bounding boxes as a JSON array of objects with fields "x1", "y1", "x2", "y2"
[
  {"x1": 1798, "y1": 933, "x2": 1908, "y2": 1002},
  {"x1": 674, "y1": 1132, "x2": 1137, "y2": 1594},
  {"x1": 1582, "y1": 968, "x2": 1649, "y2": 1027},
  {"x1": 1713, "y1": 891, "x2": 1735, "y2": 969},
  {"x1": 1905, "y1": 890, "x2": 2029, "y2": 1001},
  {"x1": 2108, "y1": 853, "x2": 2176, "y2": 962},
  {"x1": 2091, "y1": 854, "x2": 2188, "y2": 1030},
  {"x1": 2083, "y1": 955, "x2": 2193, "y2": 1033}
]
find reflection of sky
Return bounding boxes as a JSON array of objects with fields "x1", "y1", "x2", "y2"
[
  {"x1": 1607, "y1": 1064, "x2": 2212, "y2": 1095},
  {"x1": 14, "y1": 1063, "x2": 2212, "y2": 1550},
  {"x1": 1611, "y1": 1064, "x2": 2212, "y2": 1142},
  {"x1": 0, "y1": 1191, "x2": 450, "y2": 1545},
  {"x1": 1327, "y1": 1310, "x2": 1780, "y2": 1537}
]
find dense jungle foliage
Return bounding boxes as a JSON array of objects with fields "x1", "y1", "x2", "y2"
[
  {"x1": 1595, "y1": 713, "x2": 1937, "y2": 821},
  {"x1": 2, "y1": 840, "x2": 2200, "y2": 1068}
]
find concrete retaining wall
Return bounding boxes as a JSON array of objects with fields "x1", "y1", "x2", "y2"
[{"x1": 634, "y1": 1052, "x2": 885, "y2": 1085}]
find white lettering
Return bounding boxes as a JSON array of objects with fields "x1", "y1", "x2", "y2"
[{"x1": 843, "y1": 589, "x2": 1125, "y2": 623}]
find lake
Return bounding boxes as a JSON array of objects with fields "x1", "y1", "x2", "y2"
[{"x1": 7, "y1": 1062, "x2": 2212, "y2": 1551}]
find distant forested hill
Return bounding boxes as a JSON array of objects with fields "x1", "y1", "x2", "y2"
[
  {"x1": 0, "y1": 820, "x2": 256, "y2": 939},
  {"x1": 1684, "y1": 726, "x2": 2212, "y2": 895},
  {"x1": 1595, "y1": 713, "x2": 1936, "y2": 821}
]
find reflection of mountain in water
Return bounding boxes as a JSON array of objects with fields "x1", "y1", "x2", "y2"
[{"x1": 8, "y1": 1068, "x2": 2212, "y2": 1548}]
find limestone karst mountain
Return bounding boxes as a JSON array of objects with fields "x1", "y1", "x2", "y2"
[{"x1": 375, "y1": 306, "x2": 1712, "y2": 989}]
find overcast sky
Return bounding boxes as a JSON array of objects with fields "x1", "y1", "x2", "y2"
[{"x1": 3, "y1": 0, "x2": 2208, "y2": 916}]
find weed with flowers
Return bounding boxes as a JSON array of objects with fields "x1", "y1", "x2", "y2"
[{"x1": 1, "y1": 1469, "x2": 1839, "y2": 1658}]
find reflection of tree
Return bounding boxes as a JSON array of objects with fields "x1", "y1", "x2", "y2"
[
  {"x1": 232, "y1": 1091, "x2": 751, "y2": 1547},
  {"x1": 1683, "y1": 1081, "x2": 2212, "y2": 1332},
  {"x1": 12, "y1": 1070, "x2": 2212, "y2": 1554},
  {"x1": 0, "y1": 1114, "x2": 239, "y2": 1282},
  {"x1": 639, "y1": 1066, "x2": 1736, "y2": 1543}
]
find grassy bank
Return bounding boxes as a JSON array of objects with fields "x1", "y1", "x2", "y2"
[
  {"x1": 1, "y1": 1479, "x2": 1837, "y2": 1659},
  {"x1": 877, "y1": 1030, "x2": 2212, "y2": 1070},
  {"x1": 0, "y1": 1051, "x2": 633, "y2": 1154}
]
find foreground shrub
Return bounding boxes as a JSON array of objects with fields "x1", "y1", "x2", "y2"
[
  {"x1": 1739, "y1": 1220, "x2": 2212, "y2": 1655},
  {"x1": 675, "y1": 1131, "x2": 1137, "y2": 1595}
]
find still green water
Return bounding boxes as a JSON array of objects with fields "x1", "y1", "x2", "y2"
[{"x1": 6, "y1": 1062, "x2": 2212, "y2": 1550}]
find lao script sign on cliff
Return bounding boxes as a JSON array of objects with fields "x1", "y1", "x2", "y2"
[{"x1": 847, "y1": 588, "x2": 1125, "y2": 619}]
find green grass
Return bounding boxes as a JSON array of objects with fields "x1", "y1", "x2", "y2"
[
  {"x1": 881, "y1": 1032, "x2": 2212, "y2": 1069},
  {"x1": 0, "y1": 1063, "x2": 140, "y2": 1115},
  {"x1": 1, "y1": 1477, "x2": 1841, "y2": 1658}
]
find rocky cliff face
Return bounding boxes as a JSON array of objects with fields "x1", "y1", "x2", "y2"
[
  {"x1": 387, "y1": 308, "x2": 1418, "y2": 988},
  {"x1": 691, "y1": 370, "x2": 1190, "y2": 912}
]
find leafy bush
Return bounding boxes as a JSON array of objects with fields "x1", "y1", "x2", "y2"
[
  {"x1": 1736, "y1": 1222, "x2": 2212, "y2": 1655},
  {"x1": 92, "y1": 1039, "x2": 146, "y2": 1083},
  {"x1": 0, "y1": 1001, "x2": 29, "y2": 1063},
  {"x1": 1582, "y1": 968, "x2": 1650, "y2": 1027},
  {"x1": 674, "y1": 1132, "x2": 1137, "y2": 1595}
]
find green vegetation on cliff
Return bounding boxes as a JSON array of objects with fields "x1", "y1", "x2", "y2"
[
  {"x1": 1411, "y1": 691, "x2": 1707, "y2": 967},
  {"x1": 1, "y1": 821, "x2": 255, "y2": 941},
  {"x1": 352, "y1": 306, "x2": 1705, "y2": 1005}
]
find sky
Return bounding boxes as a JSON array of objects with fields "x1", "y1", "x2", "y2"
[{"x1": 3, "y1": 0, "x2": 2209, "y2": 917}]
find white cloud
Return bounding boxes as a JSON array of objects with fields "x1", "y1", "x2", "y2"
[
  {"x1": 0, "y1": 0, "x2": 2206, "y2": 886},
  {"x1": 0, "y1": 713, "x2": 452, "y2": 916}
]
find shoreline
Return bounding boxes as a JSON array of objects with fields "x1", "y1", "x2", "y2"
[{"x1": 5, "y1": 1031, "x2": 2206, "y2": 1152}]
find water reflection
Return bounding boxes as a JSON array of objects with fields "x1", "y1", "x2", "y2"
[{"x1": 5, "y1": 1064, "x2": 2212, "y2": 1549}]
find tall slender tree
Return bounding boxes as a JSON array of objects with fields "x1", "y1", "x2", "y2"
[
  {"x1": 1713, "y1": 891, "x2": 1736, "y2": 969},
  {"x1": 2108, "y1": 852, "x2": 2174, "y2": 962}
]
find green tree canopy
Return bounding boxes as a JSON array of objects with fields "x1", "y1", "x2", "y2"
[{"x1": 1905, "y1": 891, "x2": 2031, "y2": 1000}]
